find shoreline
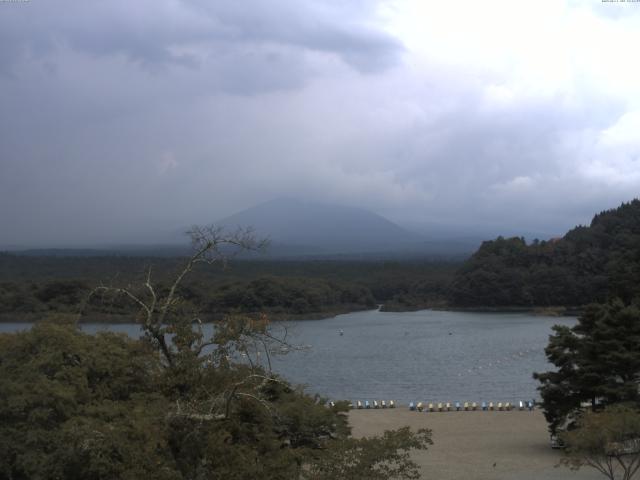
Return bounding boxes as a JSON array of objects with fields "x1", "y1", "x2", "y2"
[
  {"x1": 0, "y1": 305, "x2": 376, "y2": 324},
  {"x1": 381, "y1": 304, "x2": 583, "y2": 317},
  {"x1": 0, "y1": 304, "x2": 582, "y2": 324}
]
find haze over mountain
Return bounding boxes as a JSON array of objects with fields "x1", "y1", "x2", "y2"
[
  {"x1": 218, "y1": 198, "x2": 424, "y2": 255},
  {"x1": 6, "y1": 196, "x2": 557, "y2": 258},
  {"x1": 5, "y1": 198, "x2": 525, "y2": 257}
]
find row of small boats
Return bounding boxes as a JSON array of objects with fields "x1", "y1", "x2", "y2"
[
  {"x1": 409, "y1": 400, "x2": 535, "y2": 411},
  {"x1": 351, "y1": 400, "x2": 396, "y2": 409},
  {"x1": 347, "y1": 400, "x2": 535, "y2": 411}
]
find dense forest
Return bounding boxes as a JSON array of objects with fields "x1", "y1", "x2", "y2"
[
  {"x1": 449, "y1": 200, "x2": 640, "y2": 307},
  {"x1": 6, "y1": 199, "x2": 640, "y2": 319},
  {"x1": 0, "y1": 254, "x2": 457, "y2": 321}
]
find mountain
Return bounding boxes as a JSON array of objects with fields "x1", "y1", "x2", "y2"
[
  {"x1": 218, "y1": 198, "x2": 424, "y2": 255},
  {"x1": 449, "y1": 199, "x2": 640, "y2": 307},
  {"x1": 6, "y1": 199, "x2": 479, "y2": 258}
]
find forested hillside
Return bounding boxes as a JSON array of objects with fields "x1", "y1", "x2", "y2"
[
  {"x1": 449, "y1": 200, "x2": 640, "y2": 307},
  {"x1": 0, "y1": 255, "x2": 456, "y2": 320}
]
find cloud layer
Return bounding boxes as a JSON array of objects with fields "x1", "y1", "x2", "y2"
[{"x1": 1, "y1": 0, "x2": 640, "y2": 245}]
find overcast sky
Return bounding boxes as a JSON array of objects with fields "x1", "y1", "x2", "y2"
[{"x1": 1, "y1": 0, "x2": 640, "y2": 246}]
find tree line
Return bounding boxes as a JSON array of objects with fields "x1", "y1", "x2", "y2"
[
  {"x1": 522, "y1": 200, "x2": 640, "y2": 479},
  {"x1": 449, "y1": 200, "x2": 640, "y2": 307},
  {"x1": 0, "y1": 255, "x2": 457, "y2": 320}
]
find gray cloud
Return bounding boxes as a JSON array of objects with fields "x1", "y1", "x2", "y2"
[
  {"x1": 1, "y1": 0, "x2": 640, "y2": 246},
  {"x1": 0, "y1": 0, "x2": 402, "y2": 89}
]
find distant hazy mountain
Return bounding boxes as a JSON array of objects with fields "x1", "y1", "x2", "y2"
[
  {"x1": 218, "y1": 198, "x2": 423, "y2": 255},
  {"x1": 6, "y1": 200, "x2": 480, "y2": 258}
]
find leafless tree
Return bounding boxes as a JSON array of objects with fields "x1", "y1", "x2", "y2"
[{"x1": 82, "y1": 225, "x2": 303, "y2": 420}]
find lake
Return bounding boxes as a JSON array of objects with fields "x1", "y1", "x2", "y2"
[{"x1": 0, "y1": 309, "x2": 574, "y2": 405}]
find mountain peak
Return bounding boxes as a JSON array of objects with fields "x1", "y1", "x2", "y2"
[{"x1": 218, "y1": 199, "x2": 420, "y2": 254}]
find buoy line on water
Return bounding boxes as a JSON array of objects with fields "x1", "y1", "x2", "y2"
[{"x1": 449, "y1": 347, "x2": 543, "y2": 379}]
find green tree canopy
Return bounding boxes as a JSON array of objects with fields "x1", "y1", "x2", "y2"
[
  {"x1": 450, "y1": 199, "x2": 640, "y2": 307},
  {"x1": 0, "y1": 226, "x2": 433, "y2": 479},
  {"x1": 534, "y1": 301, "x2": 640, "y2": 433},
  {"x1": 561, "y1": 405, "x2": 640, "y2": 480}
]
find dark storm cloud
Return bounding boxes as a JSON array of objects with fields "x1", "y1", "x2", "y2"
[{"x1": 0, "y1": 0, "x2": 402, "y2": 91}]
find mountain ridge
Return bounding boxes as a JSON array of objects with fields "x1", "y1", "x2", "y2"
[{"x1": 217, "y1": 198, "x2": 424, "y2": 255}]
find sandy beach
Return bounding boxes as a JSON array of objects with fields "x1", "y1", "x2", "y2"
[{"x1": 348, "y1": 408, "x2": 602, "y2": 480}]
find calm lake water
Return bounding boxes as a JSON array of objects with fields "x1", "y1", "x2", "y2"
[{"x1": 0, "y1": 309, "x2": 574, "y2": 405}]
